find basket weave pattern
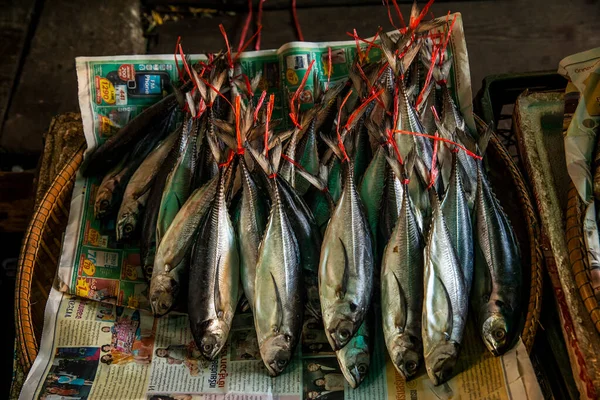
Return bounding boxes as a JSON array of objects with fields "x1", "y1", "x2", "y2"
[{"x1": 14, "y1": 145, "x2": 85, "y2": 370}]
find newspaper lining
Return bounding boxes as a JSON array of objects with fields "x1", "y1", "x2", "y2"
[
  {"x1": 22, "y1": 288, "x2": 541, "y2": 400},
  {"x1": 21, "y1": 13, "x2": 542, "y2": 400}
]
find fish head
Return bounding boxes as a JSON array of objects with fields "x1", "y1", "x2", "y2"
[
  {"x1": 481, "y1": 312, "x2": 511, "y2": 355},
  {"x1": 149, "y1": 274, "x2": 179, "y2": 316},
  {"x1": 425, "y1": 342, "x2": 459, "y2": 386},
  {"x1": 326, "y1": 313, "x2": 360, "y2": 350},
  {"x1": 116, "y1": 212, "x2": 138, "y2": 241},
  {"x1": 260, "y1": 335, "x2": 294, "y2": 377},
  {"x1": 390, "y1": 334, "x2": 422, "y2": 380},
  {"x1": 339, "y1": 347, "x2": 370, "y2": 388},
  {"x1": 196, "y1": 319, "x2": 228, "y2": 360},
  {"x1": 94, "y1": 190, "x2": 112, "y2": 218}
]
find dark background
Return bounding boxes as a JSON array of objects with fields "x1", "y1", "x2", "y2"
[{"x1": 1, "y1": 0, "x2": 599, "y2": 398}]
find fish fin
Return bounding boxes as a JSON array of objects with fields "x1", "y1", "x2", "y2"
[
  {"x1": 379, "y1": 31, "x2": 398, "y2": 75},
  {"x1": 477, "y1": 123, "x2": 493, "y2": 156},
  {"x1": 206, "y1": 132, "x2": 223, "y2": 164},
  {"x1": 393, "y1": 272, "x2": 407, "y2": 330},
  {"x1": 246, "y1": 143, "x2": 273, "y2": 175},
  {"x1": 437, "y1": 275, "x2": 454, "y2": 340},
  {"x1": 192, "y1": 68, "x2": 208, "y2": 102},
  {"x1": 410, "y1": 0, "x2": 420, "y2": 23},
  {"x1": 416, "y1": 80, "x2": 434, "y2": 114},
  {"x1": 270, "y1": 272, "x2": 284, "y2": 331},
  {"x1": 173, "y1": 84, "x2": 186, "y2": 109},
  {"x1": 213, "y1": 119, "x2": 234, "y2": 135},
  {"x1": 185, "y1": 92, "x2": 197, "y2": 118},
  {"x1": 271, "y1": 140, "x2": 283, "y2": 172},
  {"x1": 320, "y1": 133, "x2": 344, "y2": 160},
  {"x1": 265, "y1": 128, "x2": 293, "y2": 149},
  {"x1": 337, "y1": 238, "x2": 350, "y2": 299},
  {"x1": 295, "y1": 166, "x2": 327, "y2": 191},
  {"x1": 250, "y1": 71, "x2": 263, "y2": 93},
  {"x1": 209, "y1": 71, "x2": 228, "y2": 105},
  {"x1": 214, "y1": 256, "x2": 222, "y2": 317},
  {"x1": 399, "y1": 41, "x2": 423, "y2": 76},
  {"x1": 320, "y1": 79, "x2": 346, "y2": 105},
  {"x1": 404, "y1": 148, "x2": 417, "y2": 179},
  {"x1": 215, "y1": 129, "x2": 238, "y2": 151},
  {"x1": 383, "y1": 152, "x2": 404, "y2": 181}
]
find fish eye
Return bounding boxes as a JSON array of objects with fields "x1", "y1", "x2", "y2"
[
  {"x1": 357, "y1": 364, "x2": 367, "y2": 374},
  {"x1": 339, "y1": 329, "x2": 350, "y2": 340},
  {"x1": 493, "y1": 329, "x2": 506, "y2": 340},
  {"x1": 203, "y1": 344, "x2": 213, "y2": 353},
  {"x1": 277, "y1": 359, "x2": 287, "y2": 368},
  {"x1": 124, "y1": 224, "x2": 134, "y2": 234},
  {"x1": 405, "y1": 361, "x2": 417, "y2": 372},
  {"x1": 99, "y1": 200, "x2": 109, "y2": 209}
]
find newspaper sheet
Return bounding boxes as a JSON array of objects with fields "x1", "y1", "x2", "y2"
[
  {"x1": 21, "y1": 13, "x2": 542, "y2": 400},
  {"x1": 21, "y1": 288, "x2": 541, "y2": 400}
]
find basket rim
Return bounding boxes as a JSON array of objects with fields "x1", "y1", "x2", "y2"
[{"x1": 14, "y1": 145, "x2": 85, "y2": 370}]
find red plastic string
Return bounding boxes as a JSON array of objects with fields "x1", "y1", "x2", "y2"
[
  {"x1": 392, "y1": 129, "x2": 483, "y2": 160},
  {"x1": 174, "y1": 36, "x2": 186, "y2": 83},
  {"x1": 356, "y1": 63, "x2": 372, "y2": 90},
  {"x1": 292, "y1": 0, "x2": 304, "y2": 41},
  {"x1": 427, "y1": 130, "x2": 439, "y2": 189},
  {"x1": 281, "y1": 154, "x2": 302, "y2": 168},
  {"x1": 365, "y1": 30, "x2": 381, "y2": 55},
  {"x1": 383, "y1": 0, "x2": 400, "y2": 31},
  {"x1": 439, "y1": 13, "x2": 458, "y2": 66},
  {"x1": 344, "y1": 88, "x2": 384, "y2": 130},
  {"x1": 430, "y1": 105, "x2": 440, "y2": 122},
  {"x1": 238, "y1": 0, "x2": 253, "y2": 53},
  {"x1": 219, "y1": 24, "x2": 234, "y2": 67},
  {"x1": 336, "y1": 91, "x2": 352, "y2": 162},
  {"x1": 415, "y1": 45, "x2": 439, "y2": 108},
  {"x1": 387, "y1": 89, "x2": 403, "y2": 165},
  {"x1": 386, "y1": 133, "x2": 404, "y2": 165},
  {"x1": 254, "y1": 90, "x2": 268, "y2": 122},
  {"x1": 234, "y1": 96, "x2": 244, "y2": 155},
  {"x1": 326, "y1": 47, "x2": 332, "y2": 90},
  {"x1": 392, "y1": 85, "x2": 400, "y2": 129},
  {"x1": 353, "y1": 29, "x2": 365, "y2": 63},
  {"x1": 409, "y1": 0, "x2": 435, "y2": 30},
  {"x1": 265, "y1": 94, "x2": 275, "y2": 156},
  {"x1": 344, "y1": 31, "x2": 381, "y2": 50},
  {"x1": 375, "y1": 60, "x2": 390, "y2": 82},
  {"x1": 178, "y1": 43, "x2": 198, "y2": 92},
  {"x1": 390, "y1": 0, "x2": 406, "y2": 30},
  {"x1": 242, "y1": 74, "x2": 254, "y2": 97},
  {"x1": 200, "y1": 75, "x2": 233, "y2": 108},
  {"x1": 194, "y1": 98, "x2": 207, "y2": 120},
  {"x1": 233, "y1": 27, "x2": 263, "y2": 63},
  {"x1": 402, "y1": 178, "x2": 410, "y2": 184},
  {"x1": 255, "y1": 0, "x2": 266, "y2": 50},
  {"x1": 289, "y1": 59, "x2": 315, "y2": 129},
  {"x1": 218, "y1": 149, "x2": 236, "y2": 168}
]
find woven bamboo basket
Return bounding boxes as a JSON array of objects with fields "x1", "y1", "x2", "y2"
[
  {"x1": 566, "y1": 182, "x2": 600, "y2": 333},
  {"x1": 15, "y1": 144, "x2": 85, "y2": 371},
  {"x1": 14, "y1": 116, "x2": 543, "y2": 374}
]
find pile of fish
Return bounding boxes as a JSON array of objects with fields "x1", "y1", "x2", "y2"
[{"x1": 83, "y1": 13, "x2": 522, "y2": 388}]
